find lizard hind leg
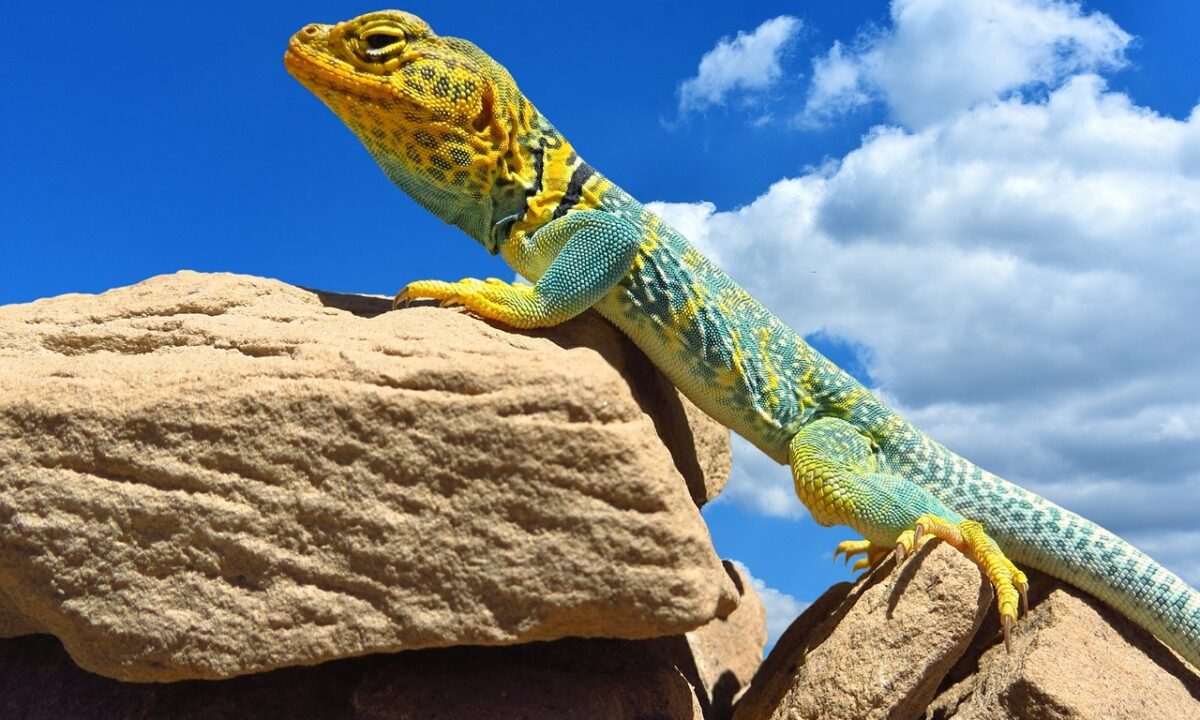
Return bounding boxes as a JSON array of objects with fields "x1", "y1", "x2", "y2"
[{"x1": 789, "y1": 418, "x2": 1028, "y2": 644}]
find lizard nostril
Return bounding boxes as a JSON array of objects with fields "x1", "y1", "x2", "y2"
[{"x1": 293, "y1": 24, "x2": 326, "y2": 47}]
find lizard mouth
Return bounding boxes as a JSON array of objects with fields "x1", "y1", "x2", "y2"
[{"x1": 284, "y1": 35, "x2": 398, "y2": 102}]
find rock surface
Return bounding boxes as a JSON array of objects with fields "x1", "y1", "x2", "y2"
[
  {"x1": 676, "y1": 561, "x2": 768, "y2": 719},
  {"x1": 733, "y1": 543, "x2": 991, "y2": 720},
  {"x1": 926, "y1": 567, "x2": 1200, "y2": 719},
  {"x1": 0, "y1": 559, "x2": 766, "y2": 720},
  {"x1": 734, "y1": 546, "x2": 1200, "y2": 720},
  {"x1": 0, "y1": 271, "x2": 736, "y2": 682}
]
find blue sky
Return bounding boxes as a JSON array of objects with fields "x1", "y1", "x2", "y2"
[{"x1": 4, "y1": 1, "x2": 1199, "y2": 646}]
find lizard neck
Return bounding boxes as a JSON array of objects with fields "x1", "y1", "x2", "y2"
[{"x1": 487, "y1": 110, "x2": 592, "y2": 262}]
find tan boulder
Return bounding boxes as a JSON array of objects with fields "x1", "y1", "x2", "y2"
[
  {"x1": 0, "y1": 271, "x2": 736, "y2": 682},
  {"x1": 357, "y1": 560, "x2": 767, "y2": 720},
  {"x1": 668, "y1": 560, "x2": 768, "y2": 719},
  {"x1": 927, "y1": 567, "x2": 1200, "y2": 719},
  {"x1": 733, "y1": 543, "x2": 991, "y2": 720},
  {"x1": 0, "y1": 558, "x2": 767, "y2": 719},
  {"x1": 0, "y1": 633, "x2": 703, "y2": 720}
]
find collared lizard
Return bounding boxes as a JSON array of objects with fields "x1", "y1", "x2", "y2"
[{"x1": 284, "y1": 10, "x2": 1200, "y2": 667}]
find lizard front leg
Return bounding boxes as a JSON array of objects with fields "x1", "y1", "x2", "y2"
[
  {"x1": 790, "y1": 418, "x2": 1028, "y2": 644},
  {"x1": 395, "y1": 210, "x2": 641, "y2": 329}
]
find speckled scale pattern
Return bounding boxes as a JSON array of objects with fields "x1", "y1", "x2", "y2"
[{"x1": 286, "y1": 11, "x2": 1200, "y2": 669}]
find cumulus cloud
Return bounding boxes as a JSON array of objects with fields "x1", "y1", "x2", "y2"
[
  {"x1": 714, "y1": 435, "x2": 805, "y2": 520},
  {"x1": 800, "y1": 41, "x2": 871, "y2": 126},
  {"x1": 803, "y1": 0, "x2": 1132, "y2": 127},
  {"x1": 731, "y1": 561, "x2": 810, "y2": 648},
  {"x1": 652, "y1": 68, "x2": 1200, "y2": 584},
  {"x1": 677, "y1": 16, "x2": 802, "y2": 115}
]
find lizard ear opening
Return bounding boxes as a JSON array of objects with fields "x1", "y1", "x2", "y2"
[{"x1": 472, "y1": 89, "x2": 494, "y2": 133}]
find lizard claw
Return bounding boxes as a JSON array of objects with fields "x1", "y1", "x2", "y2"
[
  {"x1": 392, "y1": 288, "x2": 412, "y2": 310},
  {"x1": 834, "y1": 538, "x2": 891, "y2": 575},
  {"x1": 893, "y1": 528, "x2": 918, "y2": 564},
  {"x1": 394, "y1": 279, "x2": 456, "y2": 310},
  {"x1": 896, "y1": 514, "x2": 1028, "y2": 650},
  {"x1": 834, "y1": 539, "x2": 873, "y2": 564},
  {"x1": 386, "y1": 277, "x2": 542, "y2": 327}
]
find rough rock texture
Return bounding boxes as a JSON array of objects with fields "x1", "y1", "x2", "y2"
[
  {"x1": 733, "y1": 548, "x2": 1200, "y2": 720},
  {"x1": 926, "y1": 567, "x2": 1200, "y2": 719},
  {"x1": 0, "y1": 560, "x2": 767, "y2": 720},
  {"x1": 0, "y1": 635, "x2": 701, "y2": 720},
  {"x1": 675, "y1": 560, "x2": 768, "y2": 719},
  {"x1": 0, "y1": 271, "x2": 736, "y2": 682},
  {"x1": 355, "y1": 561, "x2": 766, "y2": 720},
  {"x1": 733, "y1": 543, "x2": 991, "y2": 720}
]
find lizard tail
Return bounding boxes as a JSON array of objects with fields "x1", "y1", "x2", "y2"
[{"x1": 950, "y1": 471, "x2": 1200, "y2": 669}]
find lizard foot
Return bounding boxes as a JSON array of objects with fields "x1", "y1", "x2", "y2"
[
  {"x1": 394, "y1": 278, "x2": 539, "y2": 326},
  {"x1": 834, "y1": 539, "x2": 892, "y2": 573},
  {"x1": 393, "y1": 277, "x2": 511, "y2": 309},
  {"x1": 897, "y1": 514, "x2": 1029, "y2": 648}
]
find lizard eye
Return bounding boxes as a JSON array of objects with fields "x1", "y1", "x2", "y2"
[{"x1": 364, "y1": 32, "x2": 405, "y2": 51}]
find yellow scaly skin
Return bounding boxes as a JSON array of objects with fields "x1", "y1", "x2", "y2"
[{"x1": 285, "y1": 11, "x2": 1200, "y2": 665}]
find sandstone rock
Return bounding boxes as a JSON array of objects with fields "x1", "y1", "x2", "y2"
[
  {"x1": 352, "y1": 638, "x2": 705, "y2": 720},
  {"x1": 0, "y1": 633, "x2": 700, "y2": 720},
  {"x1": 671, "y1": 560, "x2": 768, "y2": 719},
  {"x1": 733, "y1": 543, "x2": 991, "y2": 720},
  {"x1": 356, "y1": 560, "x2": 768, "y2": 720},
  {"x1": 0, "y1": 271, "x2": 736, "y2": 682},
  {"x1": 926, "y1": 567, "x2": 1200, "y2": 719},
  {"x1": 0, "y1": 559, "x2": 767, "y2": 719},
  {"x1": 0, "y1": 633, "x2": 365, "y2": 720}
]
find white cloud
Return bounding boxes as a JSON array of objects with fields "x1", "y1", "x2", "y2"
[
  {"x1": 714, "y1": 435, "x2": 804, "y2": 520},
  {"x1": 803, "y1": 0, "x2": 1132, "y2": 127},
  {"x1": 677, "y1": 16, "x2": 802, "y2": 115},
  {"x1": 1158, "y1": 414, "x2": 1200, "y2": 441},
  {"x1": 732, "y1": 561, "x2": 810, "y2": 649},
  {"x1": 652, "y1": 68, "x2": 1200, "y2": 585},
  {"x1": 800, "y1": 41, "x2": 871, "y2": 126}
]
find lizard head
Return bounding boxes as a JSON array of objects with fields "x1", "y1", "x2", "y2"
[{"x1": 285, "y1": 11, "x2": 531, "y2": 246}]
